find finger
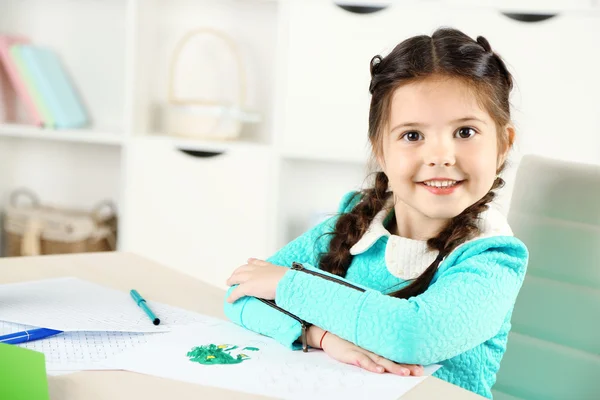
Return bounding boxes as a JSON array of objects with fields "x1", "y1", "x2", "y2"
[
  {"x1": 248, "y1": 258, "x2": 269, "y2": 266},
  {"x1": 226, "y1": 270, "x2": 250, "y2": 286},
  {"x1": 368, "y1": 354, "x2": 409, "y2": 376},
  {"x1": 231, "y1": 264, "x2": 253, "y2": 276},
  {"x1": 401, "y1": 364, "x2": 424, "y2": 376},
  {"x1": 226, "y1": 266, "x2": 246, "y2": 284},
  {"x1": 226, "y1": 285, "x2": 246, "y2": 303},
  {"x1": 225, "y1": 274, "x2": 237, "y2": 286},
  {"x1": 353, "y1": 352, "x2": 384, "y2": 374}
]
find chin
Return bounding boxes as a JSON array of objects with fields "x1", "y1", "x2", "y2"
[{"x1": 423, "y1": 209, "x2": 463, "y2": 220}]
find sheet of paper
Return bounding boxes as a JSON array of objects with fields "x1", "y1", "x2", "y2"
[
  {"x1": 0, "y1": 305, "x2": 224, "y2": 372},
  {"x1": 0, "y1": 277, "x2": 200, "y2": 332},
  {"x1": 101, "y1": 321, "x2": 441, "y2": 400}
]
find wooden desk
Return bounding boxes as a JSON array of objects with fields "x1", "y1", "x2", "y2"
[{"x1": 0, "y1": 252, "x2": 485, "y2": 400}]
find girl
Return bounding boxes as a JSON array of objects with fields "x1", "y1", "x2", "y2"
[{"x1": 224, "y1": 27, "x2": 528, "y2": 399}]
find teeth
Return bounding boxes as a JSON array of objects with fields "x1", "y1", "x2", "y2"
[{"x1": 423, "y1": 180, "x2": 457, "y2": 188}]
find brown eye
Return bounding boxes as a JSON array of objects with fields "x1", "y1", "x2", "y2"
[
  {"x1": 456, "y1": 127, "x2": 476, "y2": 139},
  {"x1": 402, "y1": 131, "x2": 423, "y2": 142}
]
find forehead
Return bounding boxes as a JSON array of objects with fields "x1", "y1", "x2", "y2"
[{"x1": 389, "y1": 77, "x2": 491, "y2": 126}]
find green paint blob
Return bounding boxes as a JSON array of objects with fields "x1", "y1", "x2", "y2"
[
  {"x1": 186, "y1": 344, "x2": 255, "y2": 365},
  {"x1": 242, "y1": 347, "x2": 259, "y2": 351}
]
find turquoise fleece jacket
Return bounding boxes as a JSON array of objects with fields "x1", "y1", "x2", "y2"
[{"x1": 224, "y1": 191, "x2": 529, "y2": 399}]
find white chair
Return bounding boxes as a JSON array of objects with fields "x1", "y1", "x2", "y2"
[{"x1": 493, "y1": 154, "x2": 600, "y2": 400}]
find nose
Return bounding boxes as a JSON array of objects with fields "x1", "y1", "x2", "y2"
[{"x1": 424, "y1": 139, "x2": 456, "y2": 167}]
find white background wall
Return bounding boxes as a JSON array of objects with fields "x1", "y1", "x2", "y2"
[{"x1": 0, "y1": 0, "x2": 598, "y2": 289}]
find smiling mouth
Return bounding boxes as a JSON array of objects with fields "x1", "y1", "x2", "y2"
[
  {"x1": 420, "y1": 180, "x2": 463, "y2": 188},
  {"x1": 417, "y1": 180, "x2": 465, "y2": 195}
]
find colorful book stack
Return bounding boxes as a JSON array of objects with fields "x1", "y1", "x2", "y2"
[{"x1": 0, "y1": 35, "x2": 89, "y2": 129}]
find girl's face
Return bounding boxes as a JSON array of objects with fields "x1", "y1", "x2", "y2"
[{"x1": 378, "y1": 76, "x2": 512, "y2": 238}]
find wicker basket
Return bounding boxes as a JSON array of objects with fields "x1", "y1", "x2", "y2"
[
  {"x1": 2, "y1": 189, "x2": 117, "y2": 257},
  {"x1": 164, "y1": 27, "x2": 260, "y2": 140}
]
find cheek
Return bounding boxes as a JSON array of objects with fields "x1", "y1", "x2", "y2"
[
  {"x1": 463, "y1": 153, "x2": 498, "y2": 197},
  {"x1": 463, "y1": 141, "x2": 498, "y2": 178},
  {"x1": 472, "y1": 155, "x2": 497, "y2": 178},
  {"x1": 383, "y1": 150, "x2": 416, "y2": 183}
]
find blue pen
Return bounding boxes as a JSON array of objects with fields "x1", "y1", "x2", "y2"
[
  {"x1": 0, "y1": 328, "x2": 63, "y2": 345},
  {"x1": 130, "y1": 289, "x2": 161, "y2": 325}
]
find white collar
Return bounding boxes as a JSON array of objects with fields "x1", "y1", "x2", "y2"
[{"x1": 349, "y1": 196, "x2": 513, "y2": 279}]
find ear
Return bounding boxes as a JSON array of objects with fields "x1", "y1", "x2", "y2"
[{"x1": 497, "y1": 124, "x2": 515, "y2": 170}]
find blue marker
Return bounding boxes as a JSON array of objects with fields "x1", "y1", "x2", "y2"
[
  {"x1": 0, "y1": 328, "x2": 63, "y2": 345},
  {"x1": 130, "y1": 289, "x2": 161, "y2": 325}
]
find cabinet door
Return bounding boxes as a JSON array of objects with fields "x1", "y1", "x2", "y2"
[{"x1": 122, "y1": 139, "x2": 275, "y2": 290}]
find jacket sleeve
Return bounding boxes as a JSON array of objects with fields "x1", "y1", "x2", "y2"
[
  {"x1": 223, "y1": 191, "x2": 361, "y2": 349},
  {"x1": 274, "y1": 236, "x2": 529, "y2": 365}
]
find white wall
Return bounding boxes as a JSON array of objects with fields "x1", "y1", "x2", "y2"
[{"x1": 0, "y1": 1, "x2": 598, "y2": 286}]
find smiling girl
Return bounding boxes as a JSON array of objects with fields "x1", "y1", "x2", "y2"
[{"x1": 223, "y1": 27, "x2": 528, "y2": 399}]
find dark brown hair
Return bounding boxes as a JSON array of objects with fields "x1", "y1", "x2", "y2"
[{"x1": 318, "y1": 27, "x2": 514, "y2": 299}]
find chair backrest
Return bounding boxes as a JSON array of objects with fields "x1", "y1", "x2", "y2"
[{"x1": 493, "y1": 154, "x2": 600, "y2": 400}]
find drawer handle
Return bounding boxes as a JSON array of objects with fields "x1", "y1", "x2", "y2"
[
  {"x1": 502, "y1": 13, "x2": 557, "y2": 22},
  {"x1": 177, "y1": 149, "x2": 225, "y2": 158},
  {"x1": 335, "y1": 3, "x2": 388, "y2": 14}
]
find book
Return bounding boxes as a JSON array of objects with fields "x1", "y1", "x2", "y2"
[
  {"x1": 18, "y1": 44, "x2": 88, "y2": 129},
  {"x1": 10, "y1": 45, "x2": 55, "y2": 128},
  {"x1": 0, "y1": 35, "x2": 43, "y2": 126}
]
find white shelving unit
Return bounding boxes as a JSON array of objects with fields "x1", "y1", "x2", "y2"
[
  {"x1": 0, "y1": 0, "x2": 599, "y2": 291},
  {"x1": 0, "y1": 124, "x2": 124, "y2": 146}
]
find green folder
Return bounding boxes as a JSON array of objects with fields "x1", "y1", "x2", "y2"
[{"x1": 0, "y1": 343, "x2": 50, "y2": 400}]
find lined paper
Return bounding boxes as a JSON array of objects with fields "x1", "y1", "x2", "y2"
[{"x1": 0, "y1": 277, "x2": 182, "y2": 332}]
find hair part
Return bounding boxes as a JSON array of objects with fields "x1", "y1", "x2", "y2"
[{"x1": 318, "y1": 27, "x2": 514, "y2": 299}]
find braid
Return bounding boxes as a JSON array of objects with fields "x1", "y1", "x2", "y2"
[
  {"x1": 319, "y1": 172, "x2": 391, "y2": 277},
  {"x1": 388, "y1": 176, "x2": 505, "y2": 299}
]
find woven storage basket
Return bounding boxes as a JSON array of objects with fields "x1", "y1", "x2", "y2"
[
  {"x1": 164, "y1": 27, "x2": 260, "y2": 140},
  {"x1": 2, "y1": 189, "x2": 117, "y2": 257}
]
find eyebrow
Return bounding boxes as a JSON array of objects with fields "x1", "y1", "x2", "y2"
[{"x1": 390, "y1": 117, "x2": 488, "y2": 133}]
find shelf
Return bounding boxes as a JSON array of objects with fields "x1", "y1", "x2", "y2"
[{"x1": 0, "y1": 124, "x2": 124, "y2": 146}]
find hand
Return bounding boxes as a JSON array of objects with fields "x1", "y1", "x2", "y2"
[
  {"x1": 308, "y1": 326, "x2": 423, "y2": 377},
  {"x1": 226, "y1": 258, "x2": 289, "y2": 303}
]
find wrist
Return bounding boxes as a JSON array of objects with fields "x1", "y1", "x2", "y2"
[{"x1": 306, "y1": 325, "x2": 326, "y2": 348}]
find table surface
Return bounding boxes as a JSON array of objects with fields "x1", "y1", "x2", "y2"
[{"x1": 0, "y1": 251, "x2": 485, "y2": 400}]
